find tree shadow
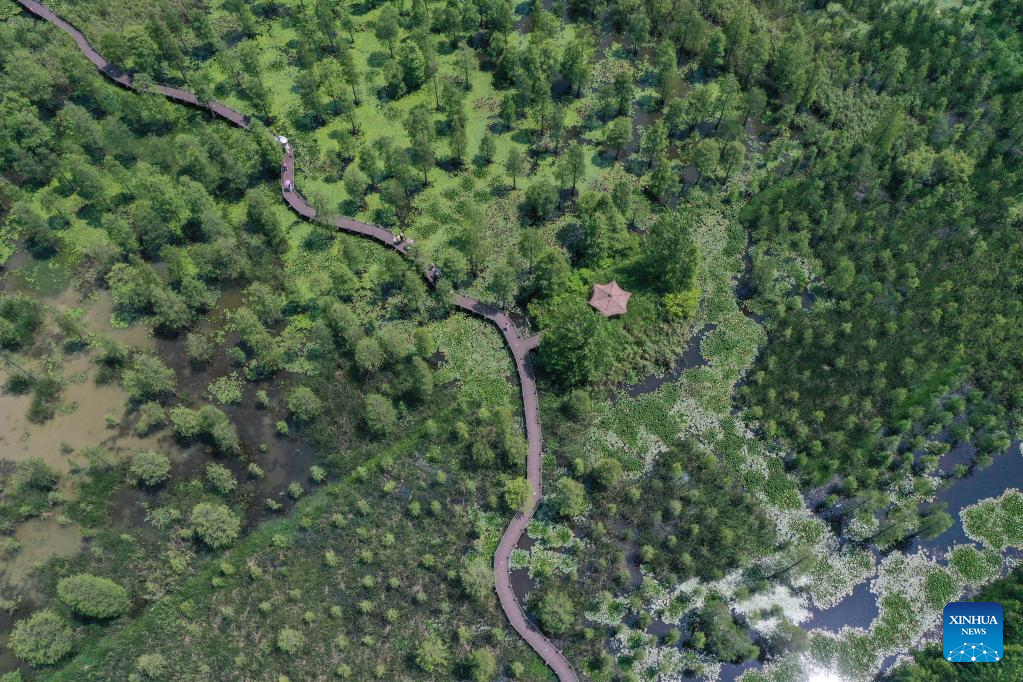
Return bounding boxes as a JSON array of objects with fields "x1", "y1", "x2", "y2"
[{"x1": 367, "y1": 51, "x2": 390, "y2": 69}]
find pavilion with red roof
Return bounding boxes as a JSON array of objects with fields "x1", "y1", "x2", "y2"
[{"x1": 589, "y1": 281, "x2": 631, "y2": 317}]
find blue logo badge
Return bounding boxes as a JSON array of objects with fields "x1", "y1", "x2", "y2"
[{"x1": 943, "y1": 602, "x2": 1003, "y2": 662}]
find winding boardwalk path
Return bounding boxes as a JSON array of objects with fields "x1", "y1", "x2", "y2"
[{"x1": 15, "y1": 1, "x2": 577, "y2": 679}]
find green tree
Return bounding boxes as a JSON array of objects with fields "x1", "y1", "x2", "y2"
[
  {"x1": 477, "y1": 132, "x2": 496, "y2": 165},
  {"x1": 505, "y1": 147, "x2": 527, "y2": 189},
  {"x1": 643, "y1": 211, "x2": 701, "y2": 294},
  {"x1": 374, "y1": 4, "x2": 400, "y2": 57},
  {"x1": 355, "y1": 336, "x2": 385, "y2": 373},
  {"x1": 364, "y1": 393, "x2": 397, "y2": 436},
  {"x1": 286, "y1": 386, "x2": 323, "y2": 422},
  {"x1": 460, "y1": 556, "x2": 493, "y2": 604},
  {"x1": 489, "y1": 262, "x2": 519, "y2": 308},
  {"x1": 721, "y1": 140, "x2": 746, "y2": 181},
  {"x1": 552, "y1": 476, "x2": 586, "y2": 518},
  {"x1": 503, "y1": 477, "x2": 532, "y2": 512},
  {"x1": 523, "y1": 179, "x2": 558, "y2": 223},
  {"x1": 8, "y1": 610, "x2": 74, "y2": 666},
  {"x1": 698, "y1": 597, "x2": 759, "y2": 662},
  {"x1": 537, "y1": 297, "x2": 620, "y2": 386},
  {"x1": 692, "y1": 138, "x2": 721, "y2": 182},
  {"x1": 130, "y1": 450, "x2": 171, "y2": 487},
  {"x1": 190, "y1": 503, "x2": 241, "y2": 549},
  {"x1": 537, "y1": 590, "x2": 576, "y2": 635},
  {"x1": 122, "y1": 354, "x2": 176, "y2": 402},
  {"x1": 469, "y1": 648, "x2": 498, "y2": 682},
  {"x1": 205, "y1": 462, "x2": 237, "y2": 495},
  {"x1": 277, "y1": 627, "x2": 305, "y2": 655},
  {"x1": 415, "y1": 633, "x2": 449, "y2": 674},
  {"x1": 56, "y1": 574, "x2": 130, "y2": 620},
  {"x1": 604, "y1": 117, "x2": 632, "y2": 159}
]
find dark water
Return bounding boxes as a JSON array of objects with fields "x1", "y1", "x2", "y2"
[
  {"x1": 912, "y1": 441, "x2": 1023, "y2": 552},
  {"x1": 616, "y1": 323, "x2": 716, "y2": 400}
]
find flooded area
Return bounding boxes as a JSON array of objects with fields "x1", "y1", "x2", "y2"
[
  {"x1": 1, "y1": 518, "x2": 83, "y2": 589},
  {"x1": 1, "y1": 252, "x2": 326, "y2": 666},
  {"x1": 616, "y1": 323, "x2": 716, "y2": 400},
  {"x1": 0, "y1": 354, "x2": 167, "y2": 474}
]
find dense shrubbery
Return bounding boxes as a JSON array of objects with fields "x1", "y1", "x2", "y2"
[
  {"x1": 8, "y1": 609, "x2": 74, "y2": 666},
  {"x1": 56, "y1": 574, "x2": 131, "y2": 619},
  {"x1": 189, "y1": 502, "x2": 240, "y2": 549},
  {"x1": 129, "y1": 450, "x2": 171, "y2": 487}
]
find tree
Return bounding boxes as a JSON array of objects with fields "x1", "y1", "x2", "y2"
[
  {"x1": 457, "y1": 43, "x2": 475, "y2": 89},
  {"x1": 205, "y1": 462, "x2": 237, "y2": 495},
  {"x1": 355, "y1": 336, "x2": 385, "y2": 373},
  {"x1": 742, "y1": 87, "x2": 767, "y2": 126},
  {"x1": 562, "y1": 36, "x2": 594, "y2": 97},
  {"x1": 610, "y1": 69, "x2": 634, "y2": 116},
  {"x1": 503, "y1": 477, "x2": 532, "y2": 512},
  {"x1": 489, "y1": 262, "x2": 519, "y2": 308},
  {"x1": 916, "y1": 506, "x2": 953, "y2": 541},
  {"x1": 130, "y1": 450, "x2": 171, "y2": 486},
  {"x1": 477, "y1": 132, "x2": 496, "y2": 166},
  {"x1": 692, "y1": 138, "x2": 720, "y2": 182},
  {"x1": 537, "y1": 590, "x2": 575, "y2": 635},
  {"x1": 721, "y1": 140, "x2": 746, "y2": 181},
  {"x1": 415, "y1": 633, "x2": 449, "y2": 674},
  {"x1": 558, "y1": 141, "x2": 586, "y2": 193},
  {"x1": 56, "y1": 574, "x2": 130, "y2": 619},
  {"x1": 190, "y1": 503, "x2": 241, "y2": 549},
  {"x1": 552, "y1": 476, "x2": 586, "y2": 518},
  {"x1": 643, "y1": 211, "x2": 700, "y2": 294},
  {"x1": 8, "y1": 610, "x2": 74, "y2": 665},
  {"x1": 11, "y1": 202, "x2": 57, "y2": 258},
  {"x1": 295, "y1": 68, "x2": 324, "y2": 122},
  {"x1": 537, "y1": 297, "x2": 620, "y2": 386},
  {"x1": 122, "y1": 354, "x2": 175, "y2": 402},
  {"x1": 364, "y1": 393, "x2": 397, "y2": 436},
  {"x1": 136, "y1": 652, "x2": 169, "y2": 678},
  {"x1": 523, "y1": 179, "x2": 558, "y2": 223},
  {"x1": 640, "y1": 120, "x2": 669, "y2": 168},
  {"x1": 449, "y1": 120, "x2": 468, "y2": 166},
  {"x1": 469, "y1": 648, "x2": 498, "y2": 682},
  {"x1": 604, "y1": 117, "x2": 632, "y2": 159},
  {"x1": 505, "y1": 147, "x2": 527, "y2": 189},
  {"x1": 375, "y1": 4, "x2": 400, "y2": 57},
  {"x1": 698, "y1": 597, "x2": 759, "y2": 662},
  {"x1": 460, "y1": 556, "x2": 493, "y2": 604}
]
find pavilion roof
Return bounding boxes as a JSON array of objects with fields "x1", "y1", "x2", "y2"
[{"x1": 589, "y1": 280, "x2": 631, "y2": 317}]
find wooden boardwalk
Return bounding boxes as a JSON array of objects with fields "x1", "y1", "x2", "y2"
[{"x1": 14, "y1": 2, "x2": 578, "y2": 679}]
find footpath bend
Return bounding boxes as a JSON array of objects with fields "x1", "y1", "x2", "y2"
[{"x1": 14, "y1": 1, "x2": 577, "y2": 680}]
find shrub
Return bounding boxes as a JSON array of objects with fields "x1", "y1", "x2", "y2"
[
  {"x1": 205, "y1": 462, "x2": 237, "y2": 495},
  {"x1": 56, "y1": 574, "x2": 130, "y2": 619},
  {"x1": 136, "y1": 652, "x2": 168, "y2": 678},
  {"x1": 277, "y1": 627, "x2": 305, "y2": 655},
  {"x1": 121, "y1": 354, "x2": 176, "y2": 402},
  {"x1": 0, "y1": 293, "x2": 43, "y2": 350},
  {"x1": 285, "y1": 386, "x2": 323, "y2": 422},
  {"x1": 134, "y1": 401, "x2": 165, "y2": 435},
  {"x1": 363, "y1": 393, "x2": 396, "y2": 437},
  {"x1": 130, "y1": 450, "x2": 171, "y2": 487},
  {"x1": 190, "y1": 503, "x2": 240, "y2": 549},
  {"x1": 185, "y1": 331, "x2": 217, "y2": 364},
  {"x1": 415, "y1": 633, "x2": 449, "y2": 673},
  {"x1": 10, "y1": 458, "x2": 58, "y2": 494},
  {"x1": 7, "y1": 609, "x2": 74, "y2": 665},
  {"x1": 537, "y1": 591, "x2": 576, "y2": 635}
]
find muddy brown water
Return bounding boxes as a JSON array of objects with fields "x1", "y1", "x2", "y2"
[{"x1": 1, "y1": 257, "x2": 324, "y2": 669}]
